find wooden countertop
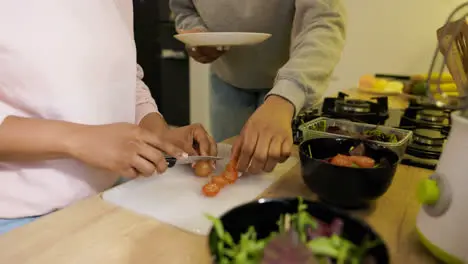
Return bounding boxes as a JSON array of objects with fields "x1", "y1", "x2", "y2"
[{"x1": 0, "y1": 138, "x2": 438, "y2": 264}]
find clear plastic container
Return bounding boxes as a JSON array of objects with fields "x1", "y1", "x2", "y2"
[{"x1": 298, "y1": 117, "x2": 413, "y2": 158}]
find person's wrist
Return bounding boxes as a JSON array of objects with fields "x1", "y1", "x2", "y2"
[
  {"x1": 61, "y1": 123, "x2": 91, "y2": 160},
  {"x1": 139, "y1": 112, "x2": 169, "y2": 135},
  {"x1": 264, "y1": 95, "x2": 295, "y2": 121}
]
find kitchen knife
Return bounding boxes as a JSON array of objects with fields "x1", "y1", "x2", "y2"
[{"x1": 165, "y1": 155, "x2": 224, "y2": 168}]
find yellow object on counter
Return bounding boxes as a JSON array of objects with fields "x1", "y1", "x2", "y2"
[
  {"x1": 374, "y1": 79, "x2": 388, "y2": 90},
  {"x1": 413, "y1": 73, "x2": 453, "y2": 83},
  {"x1": 358, "y1": 74, "x2": 376, "y2": 89},
  {"x1": 442, "y1": 92, "x2": 460, "y2": 97},
  {"x1": 432, "y1": 93, "x2": 460, "y2": 101},
  {"x1": 358, "y1": 75, "x2": 404, "y2": 94},
  {"x1": 429, "y1": 83, "x2": 458, "y2": 93}
]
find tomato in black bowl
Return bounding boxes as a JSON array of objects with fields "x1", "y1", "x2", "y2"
[{"x1": 299, "y1": 138, "x2": 399, "y2": 209}]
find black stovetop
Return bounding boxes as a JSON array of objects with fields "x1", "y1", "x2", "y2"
[
  {"x1": 292, "y1": 93, "x2": 391, "y2": 144},
  {"x1": 399, "y1": 100, "x2": 454, "y2": 170},
  {"x1": 321, "y1": 92, "x2": 389, "y2": 125}
]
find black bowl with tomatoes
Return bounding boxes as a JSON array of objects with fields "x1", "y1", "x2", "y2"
[{"x1": 299, "y1": 138, "x2": 399, "y2": 209}]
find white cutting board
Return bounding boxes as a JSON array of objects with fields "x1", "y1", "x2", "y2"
[{"x1": 102, "y1": 143, "x2": 298, "y2": 235}]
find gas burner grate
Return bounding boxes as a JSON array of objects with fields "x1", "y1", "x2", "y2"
[
  {"x1": 321, "y1": 92, "x2": 389, "y2": 125},
  {"x1": 334, "y1": 99, "x2": 372, "y2": 114},
  {"x1": 398, "y1": 100, "x2": 452, "y2": 169}
]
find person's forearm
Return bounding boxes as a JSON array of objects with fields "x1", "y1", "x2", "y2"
[
  {"x1": 270, "y1": 0, "x2": 346, "y2": 114},
  {"x1": 135, "y1": 64, "x2": 161, "y2": 124},
  {"x1": 0, "y1": 116, "x2": 84, "y2": 162},
  {"x1": 135, "y1": 64, "x2": 169, "y2": 134},
  {"x1": 169, "y1": 0, "x2": 207, "y2": 31}
]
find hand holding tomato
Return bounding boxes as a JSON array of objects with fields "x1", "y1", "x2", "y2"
[{"x1": 232, "y1": 95, "x2": 294, "y2": 174}]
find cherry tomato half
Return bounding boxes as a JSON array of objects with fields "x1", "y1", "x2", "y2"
[
  {"x1": 202, "y1": 183, "x2": 221, "y2": 197},
  {"x1": 225, "y1": 160, "x2": 238, "y2": 172},
  {"x1": 223, "y1": 170, "x2": 238, "y2": 184},
  {"x1": 330, "y1": 154, "x2": 354, "y2": 167},
  {"x1": 211, "y1": 175, "x2": 229, "y2": 188},
  {"x1": 349, "y1": 156, "x2": 375, "y2": 168}
]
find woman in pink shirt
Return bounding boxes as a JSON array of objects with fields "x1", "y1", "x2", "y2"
[{"x1": 0, "y1": 1, "x2": 216, "y2": 234}]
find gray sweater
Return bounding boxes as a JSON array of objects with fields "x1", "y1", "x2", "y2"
[{"x1": 169, "y1": 0, "x2": 346, "y2": 114}]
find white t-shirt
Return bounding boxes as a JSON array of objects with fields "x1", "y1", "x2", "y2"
[{"x1": 0, "y1": 0, "x2": 158, "y2": 218}]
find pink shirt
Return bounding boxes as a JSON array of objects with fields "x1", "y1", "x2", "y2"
[{"x1": 0, "y1": 1, "x2": 159, "y2": 218}]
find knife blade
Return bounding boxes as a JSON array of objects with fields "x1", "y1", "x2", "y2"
[{"x1": 165, "y1": 155, "x2": 224, "y2": 168}]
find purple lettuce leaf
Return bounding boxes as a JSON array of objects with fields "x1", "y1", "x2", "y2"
[
  {"x1": 329, "y1": 218, "x2": 344, "y2": 236},
  {"x1": 261, "y1": 229, "x2": 318, "y2": 264},
  {"x1": 349, "y1": 143, "x2": 366, "y2": 156}
]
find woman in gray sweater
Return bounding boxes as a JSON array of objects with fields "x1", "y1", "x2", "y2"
[{"x1": 170, "y1": 0, "x2": 346, "y2": 174}]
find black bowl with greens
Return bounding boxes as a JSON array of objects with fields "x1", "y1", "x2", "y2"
[{"x1": 207, "y1": 197, "x2": 389, "y2": 264}]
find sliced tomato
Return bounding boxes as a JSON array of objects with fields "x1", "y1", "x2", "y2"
[
  {"x1": 349, "y1": 156, "x2": 375, "y2": 168},
  {"x1": 330, "y1": 154, "x2": 354, "y2": 167},
  {"x1": 223, "y1": 169, "x2": 238, "y2": 184},
  {"x1": 202, "y1": 183, "x2": 221, "y2": 197},
  {"x1": 211, "y1": 175, "x2": 229, "y2": 188},
  {"x1": 225, "y1": 159, "x2": 238, "y2": 172}
]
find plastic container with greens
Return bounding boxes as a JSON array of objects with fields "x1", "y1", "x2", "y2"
[{"x1": 298, "y1": 117, "x2": 412, "y2": 159}]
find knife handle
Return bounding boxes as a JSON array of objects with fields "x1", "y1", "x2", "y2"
[{"x1": 165, "y1": 156, "x2": 177, "y2": 168}]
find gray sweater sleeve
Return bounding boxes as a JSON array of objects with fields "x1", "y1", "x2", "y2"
[
  {"x1": 169, "y1": 0, "x2": 207, "y2": 31},
  {"x1": 268, "y1": 0, "x2": 346, "y2": 115}
]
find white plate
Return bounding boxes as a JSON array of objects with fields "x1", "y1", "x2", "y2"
[{"x1": 173, "y1": 32, "x2": 272, "y2": 47}]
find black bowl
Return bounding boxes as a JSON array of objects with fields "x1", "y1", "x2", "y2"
[
  {"x1": 299, "y1": 138, "x2": 399, "y2": 209},
  {"x1": 208, "y1": 198, "x2": 390, "y2": 263}
]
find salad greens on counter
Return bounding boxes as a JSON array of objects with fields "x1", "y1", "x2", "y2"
[{"x1": 207, "y1": 198, "x2": 382, "y2": 264}]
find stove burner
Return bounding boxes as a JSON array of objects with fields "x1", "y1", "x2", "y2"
[
  {"x1": 321, "y1": 92, "x2": 389, "y2": 125},
  {"x1": 399, "y1": 100, "x2": 452, "y2": 134},
  {"x1": 412, "y1": 129, "x2": 446, "y2": 146},
  {"x1": 399, "y1": 100, "x2": 452, "y2": 169},
  {"x1": 334, "y1": 99, "x2": 371, "y2": 113},
  {"x1": 416, "y1": 109, "x2": 448, "y2": 123}
]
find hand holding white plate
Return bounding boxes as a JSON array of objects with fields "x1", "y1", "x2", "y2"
[{"x1": 174, "y1": 32, "x2": 272, "y2": 47}]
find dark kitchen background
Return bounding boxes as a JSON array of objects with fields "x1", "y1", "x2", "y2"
[{"x1": 133, "y1": 0, "x2": 190, "y2": 127}]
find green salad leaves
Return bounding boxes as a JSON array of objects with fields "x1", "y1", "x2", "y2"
[{"x1": 207, "y1": 198, "x2": 382, "y2": 264}]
